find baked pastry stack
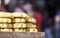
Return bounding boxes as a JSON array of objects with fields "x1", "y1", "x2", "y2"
[
  {"x1": 0, "y1": 12, "x2": 13, "y2": 32},
  {"x1": 13, "y1": 12, "x2": 37, "y2": 32},
  {"x1": 13, "y1": 12, "x2": 29, "y2": 32},
  {"x1": 26, "y1": 18, "x2": 37, "y2": 32},
  {"x1": 0, "y1": 12, "x2": 37, "y2": 32}
]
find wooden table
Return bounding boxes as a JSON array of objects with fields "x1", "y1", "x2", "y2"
[{"x1": 0, "y1": 32, "x2": 45, "y2": 38}]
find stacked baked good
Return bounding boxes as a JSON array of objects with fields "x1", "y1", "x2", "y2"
[
  {"x1": 0, "y1": 12, "x2": 12, "y2": 32},
  {"x1": 26, "y1": 18, "x2": 37, "y2": 32},
  {"x1": 0, "y1": 12, "x2": 37, "y2": 32},
  {"x1": 13, "y1": 12, "x2": 28, "y2": 32}
]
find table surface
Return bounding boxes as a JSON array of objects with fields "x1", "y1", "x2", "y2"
[{"x1": 0, "y1": 32, "x2": 45, "y2": 38}]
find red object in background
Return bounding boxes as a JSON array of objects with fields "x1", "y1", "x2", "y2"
[{"x1": 34, "y1": 11, "x2": 42, "y2": 32}]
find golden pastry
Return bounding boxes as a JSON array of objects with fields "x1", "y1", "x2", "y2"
[
  {"x1": 20, "y1": 19, "x2": 25, "y2": 22},
  {"x1": 8, "y1": 24, "x2": 12, "y2": 28},
  {"x1": 13, "y1": 24, "x2": 21, "y2": 28},
  {"x1": 1, "y1": 24, "x2": 7, "y2": 28},
  {"x1": 26, "y1": 18, "x2": 36, "y2": 23},
  {"x1": 3, "y1": 18, "x2": 7, "y2": 22},
  {"x1": 26, "y1": 23, "x2": 32, "y2": 28},
  {"x1": 30, "y1": 29, "x2": 37, "y2": 32},
  {"x1": 14, "y1": 18, "x2": 20, "y2": 22},
  {"x1": 0, "y1": 29, "x2": 10, "y2": 32},
  {"x1": 21, "y1": 24, "x2": 26, "y2": 28},
  {"x1": 0, "y1": 24, "x2": 2, "y2": 27},
  {"x1": 31, "y1": 25, "x2": 36, "y2": 28},
  {"x1": 0, "y1": 13, "x2": 5, "y2": 17},
  {"x1": 13, "y1": 12, "x2": 22, "y2": 17},
  {"x1": 20, "y1": 29, "x2": 25, "y2": 32},
  {"x1": 0, "y1": 18, "x2": 3, "y2": 22},
  {"x1": 14, "y1": 29, "x2": 20, "y2": 32},
  {"x1": 4, "y1": 13, "x2": 12, "y2": 17},
  {"x1": 0, "y1": 12, "x2": 12, "y2": 17},
  {"x1": 7, "y1": 18, "x2": 11, "y2": 23},
  {"x1": 26, "y1": 23, "x2": 36, "y2": 28},
  {"x1": 9, "y1": 29, "x2": 13, "y2": 32}
]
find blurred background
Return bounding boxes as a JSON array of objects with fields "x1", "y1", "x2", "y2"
[{"x1": 0, "y1": 0, "x2": 60, "y2": 38}]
